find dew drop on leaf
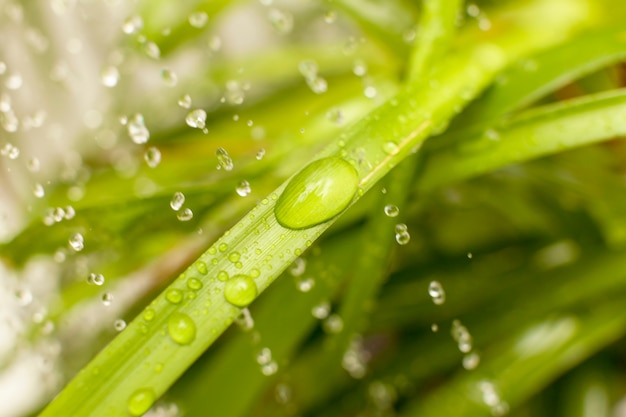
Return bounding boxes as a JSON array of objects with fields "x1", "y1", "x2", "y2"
[
  {"x1": 224, "y1": 275, "x2": 258, "y2": 307},
  {"x1": 165, "y1": 288, "x2": 183, "y2": 304},
  {"x1": 167, "y1": 312, "x2": 196, "y2": 345},
  {"x1": 275, "y1": 157, "x2": 358, "y2": 230},
  {"x1": 127, "y1": 388, "x2": 155, "y2": 416}
]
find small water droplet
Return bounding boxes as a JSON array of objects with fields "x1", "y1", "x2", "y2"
[
  {"x1": 323, "y1": 10, "x2": 337, "y2": 23},
  {"x1": 88, "y1": 273, "x2": 105, "y2": 286},
  {"x1": 65, "y1": 206, "x2": 75, "y2": 220},
  {"x1": 143, "y1": 308, "x2": 155, "y2": 322},
  {"x1": 256, "y1": 347, "x2": 272, "y2": 365},
  {"x1": 431, "y1": 323, "x2": 439, "y2": 332},
  {"x1": 383, "y1": 205, "x2": 399, "y2": 217},
  {"x1": 236, "y1": 180, "x2": 251, "y2": 197},
  {"x1": 143, "y1": 146, "x2": 161, "y2": 168},
  {"x1": 69, "y1": 233, "x2": 84, "y2": 251},
  {"x1": 187, "y1": 278, "x2": 203, "y2": 291},
  {"x1": 382, "y1": 141, "x2": 398, "y2": 155},
  {"x1": 256, "y1": 148, "x2": 266, "y2": 160},
  {"x1": 177, "y1": 208, "x2": 193, "y2": 221},
  {"x1": 27, "y1": 157, "x2": 40, "y2": 172},
  {"x1": 208, "y1": 36, "x2": 222, "y2": 52},
  {"x1": 170, "y1": 192, "x2": 185, "y2": 211},
  {"x1": 224, "y1": 275, "x2": 258, "y2": 307},
  {"x1": 165, "y1": 288, "x2": 183, "y2": 304},
  {"x1": 33, "y1": 183, "x2": 45, "y2": 198},
  {"x1": 467, "y1": 252, "x2": 473, "y2": 259},
  {"x1": 288, "y1": 257, "x2": 306, "y2": 276},
  {"x1": 323, "y1": 314, "x2": 344, "y2": 333},
  {"x1": 235, "y1": 308, "x2": 254, "y2": 330},
  {"x1": 122, "y1": 15, "x2": 143, "y2": 35},
  {"x1": 395, "y1": 225, "x2": 410, "y2": 245},
  {"x1": 216, "y1": 147, "x2": 233, "y2": 171},
  {"x1": 326, "y1": 108, "x2": 344, "y2": 126},
  {"x1": 196, "y1": 261, "x2": 208, "y2": 275},
  {"x1": 5, "y1": 72, "x2": 23, "y2": 90},
  {"x1": 261, "y1": 361, "x2": 279, "y2": 375},
  {"x1": 296, "y1": 277, "x2": 315, "y2": 292},
  {"x1": 185, "y1": 109, "x2": 207, "y2": 129},
  {"x1": 143, "y1": 41, "x2": 161, "y2": 59},
  {"x1": 364, "y1": 86, "x2": 377, "y2": 99},
  {"x1": 463, "y1": 352, "x2": 480, "y2": 370},
  {"x1": 275, "y1": 157, "x2": 358, "y2": 230},
  {"x1": 161, "y1": 69, "x2": 178, "y2": 87},
  {"x1": 428, "y1": 281, "x2": 446, "y2": 305},
  {"x1": 167, "y1": 312, "x2": 196, "y2": 345},
  {"x1": 451, "y1": 320, "x2": 472, "y2": 353},
  {"x1": 306, "y1": 76, "x2": 327, "y2": 94},
  {"x1": 352, "y1": 60, "x2": 367, "y2": 77},
  {"x1": 268, "y1": 8, "x2": 293, "y2": 34},
  {"x1": 127, "y1": 388, "x2": 155, "y2": 416},
  {"x1": 1, "y1": 143, "x2": 19, "y2": 159},
  {"x1": 114, "y1": 319, "x2": 127, "y2": 331},
  {"x1": 15, "y1": 289, "x2": 32, "y2": 306},
  {"x1": 127, "y1": 114, "x2": 150, "y2": 144},
  {"x1": 178, "y1": 94, "x2": 192, "y2": 108},
  {"x1": 100, "y1": 65, "x2": 120, "y2": 87},
  {"x1": 312, "y1": 300, "x2": 330, "y2": 319},
  {"x1": 224, "y1": 80, "x2": 245, "y2": 105},
  {"x1": 188, "y1": 11, "x2": 208, "y2": 28},
  {"x1": 102, "y1": 293, "x2": 113, "y2": 306}
]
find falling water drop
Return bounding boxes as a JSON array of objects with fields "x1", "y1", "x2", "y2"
[{"x1": 428, "y1": 281, "x2": 446, "y2": 305}]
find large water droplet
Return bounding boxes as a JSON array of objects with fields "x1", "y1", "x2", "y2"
[
  {"x1": 185, "y1": 109, "x2": 206, "y2": 129},
  {"x1": 275, "y1": 157, "x2": 358, "y2": 229},
  {"x1": 383, "y1": 205, "x2": 398, "y2": 217},
  {"x1": 428, "y1": 281, "x2": 445, "y2": 305},
  {"x1": 167, "y1": 312, "x2": 196, "y2": 345},
  {"x1": 127, "y1": 388, "x2": 155, "y2": 416},
  {"x1": 224, "y1": 275, "x2": 258, "y2": 307},
  {"x1": 170, "y1": 192, "x2": 185, "y2": 211}
]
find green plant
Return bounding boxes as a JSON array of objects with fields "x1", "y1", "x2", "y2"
[{"x1": 2, "y1": 0, "x2": 626, "y2": 416}]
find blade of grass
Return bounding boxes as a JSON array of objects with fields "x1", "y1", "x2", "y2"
[{"x1": 37, "y1": 1, "x2": 591, "y2": 415}]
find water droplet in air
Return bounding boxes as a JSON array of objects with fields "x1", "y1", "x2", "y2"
[
  {"x1": 208, "y1": 36, "x2": 222, "y2": 52},
  {"x1": 1, "y1": 143, "x2": 19, "y2": 159},
  {"x1": 312, "y1": 300, "x2": 330, "y2": 319},
  {"x1": 144, "y1": 147, "x2": 161, "y2": 168},
  {"x1": 256, "y1": 347, "x2": 272, "y2": 365},
  {"x1": 235, "y1": 308, "x2": 254, "y2": 330},
  {"x1": 122, "y1": 16, "x2": 143, "y2": 34},
  {"x1": 352, "y1": 60, "x2": 367, "y2": 77},
  {"x1": 428, "y1": 281, "x2": 445, "y2": 305},
  {"x1": 69, "y1": 233, "x2": 84, "y2": 251},
  {"x1": 463, "y1": 352, "x2": 480, "y2": 370},
  {"x1": 1, "y1": 110, "x2": 19, "y2": 132},
  {"x1": 178, "y1": 94, "x2": 192, "y2": 108},
  {"x1": 256, "y1": 148, "x2": 266, "y2": 160},
  {"x1": 15, "y1": 289, "x2": 32, "y2": 306},
  {"x1": 364, "y1": 86, "x2": 377, "y2": 98},
  {"x1": 114, "y1": 319, "x2": 126, "y2": 331},
  {"x1": 100, "y1": 65, "x2": 119, "y2": 87},
  {"x1": 384, "y1": 205, "x2": 399, "y2": 217},
  {"x1": 467, "y1": 252, "x2": 473, "y2": 259},
  {"x1": 326, "y1": 108, "x2": 344, "y2": 126},
  {"x1": 27, "y1": 157, "x2": 40, "y2": 172},
  {"x1": 275, "y1": 157, "x2": 358, "y2": 229},
  {"x1": 88, "y1": 273, "x2": 105, "y2": 286},
  {"x1": 296, "y1": 277, "x2": 315, "y2": 292},
  {"x1": 167, "y1": 312, "x2": 196, "y2": 345},
  {"x1": 224, "y1": 275, "x2": 258, "y2": 307},
  {"x1": 268, "y1": 8, "x2": 293, "y2": 34},
  {"x1": 177, "y1": 208, "x2": 193, "y2": 221},
  {"x1": 127, "y1": 114, "x2": 150, "y2": 144},
  {"x1": 188, "y1": 11, "x2": 208, "y2": 28},
  {"x1": 323, "y1": 314, "x2": 344, "y2": 333},
  {"x1": 161, "y1": 69, "x2": 178, "y2": 87},
  {"x1": 431, "y1": 323, "x2": 439, "y2": 332},
  {"x1": 236, "y1": 180, "x2": 251, "y2": 197},
  {"x1": 185, "y1": 109, "x2": 207, "y2": 129},
  {"x1": 261, "y1": 361, "x2": 278, "y2": 375},
  {"x1": 33, "y1": 183, "x2": 45, "y2": 198},
  {"x1": 395, "y1": 224, "x2": 410, "y2": 245},
  {"x1": 170, "y1": 192, "x2": 185, "y2": 211},
  {"x1": 5, "y1": 72, "x2": 23, "y2": 90},
  {"x1": 216, "y1": 147, "x2": 234, "y2": 171},
  {"x1": 225, "y1": 80, "x2": 245, "y2": 105},
  {"x1": 143, "y1": 41, "x2": 161, "y2": 59},
  {"x1": 127, "y1": 388, "x2": 155, "y2": 416},
  {"x1": 102, "y1": 293, "x2": 113, "y2": 306},
  {"x1": 451, "y1": 320, "x2": 473, "y2": 353},
  {"x1": 306, "y1": 76, "x2": 327, "y2": 94}
]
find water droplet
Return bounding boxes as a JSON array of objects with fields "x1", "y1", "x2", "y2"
[
  {"x1": 187, "y1": 278, "x2": 203, "y2": 291},
  {"x1": 1, "y1": 143, "x2": 19, "y2": 159},
  {"x1": 5, "y1": 72, "x2": 23, "y2": 90},
  {"x1": 143, "y1": 41, "x2": 161, "y2": 59},
  {"x1": 188, "y1": 11, "x2": 208, "y2": 28},
  {"x1": 261, "y1": 361, "x2": 278, "y2": 375},
  {"x1": 69, "y1": 233, "x2": 84, "y2": 251},
  {"x1": 224, "y1": 275, "x2": 258, "y2": 307},
  {"x1": 364, "y1": 86, "x2": 377, "y2": 99},
  {"x1": 382, "y1": 141, "x2": 398, "y2": 155},
  {"x1": 102, "y1": 293, "x2": 113, "y2": 306},
  {"x1": 352, "y1": 60, "x2": 367, "y2": 77},
  {"x1": 15, "y1": 289, "x2": 32, "y2": 306},
  {"x1": 65, "y1": 206, "x2": 76, "y2": 219},
  {"x1": 127, "y1": 114, "x2": 150, "y2": 144},
  {"x1": 268, "y1": 8, "x2": 293, "y2": 34},
  {"x1": 383, "y1": 205, "x2": 398, "y2": 217},
  {"x1": 178, "y1": 94, "x2": 192, "y2": 108},
  {"x1": 467, "y1": 252, "x2": 473, "y2": 259},
  {"x1": 256, "y1": 347, "x2": 272, "y2": 365},
  {"x1": 255, "y1": 148, "x2": 266, "y2": 160},
  {"x1": 288, "y1": 257, "x2": 306, "y2": 276},
  {"x1": 1, "y1": 110, "x2": 19, "y2": 132},
  {"x1": 185, "y1": 109, "x2": 207, "y2": 129},
  {"x1": 463, "y1": 352, "x2": 480, "y2": 370},
  {"x1": 88, "y1": 272, "x2": 105, "y2": 286},
  {"x1": 323, "y1": 314, "x2": 344, "y2": 333},
  {"x1": 196, "y1": 261, "x2": 208, "y2": 275},
  {"x1": 165, "y1": 288, "x2": 183, "y2": 304},
  {"x1": 306, "y1": 76, "x2": 327, "y2": 94},
  {"x1": 275, "y1": 157, "x2": 358, "y2": 229},
  {"x1": 326, "y1": 108, "x2": 344, "y2": 126},
  {"x1": 143, "y1": 308, "x2": 155, "y2": 322},
  {"x1": 236, "y1": 180, "x2": 251, "y2": 197},
  {"x1": 167, "y1": 312, "x2": 196, "y2": 345},
  {"x1": 225, "y1": 80, "x2": 245, "y2": 105},
  {"x1": 122, "y1": 15, "x2": 143, "y2": 35},
  {"x1": 127, "y1": 388, "x2": 155, "y2": 416},
  {"x1": 208, "y1": 36, "x2": 222, "y2": 52},
  {"x1": 170, "y1": 192, "x2": 185, "y2": 211},
  {"x1": 451, "y1": 320, "x2": 472, "y2": 353},
  {"x1": 161, "y1": 69, "x2": 178, "y2": 87},
  {"x1": 114, "y1": 319, "x2": 126, "y2": 331},
  {"x1": 395, "y1": 225, "x2": 410, "y2": 245},
  {"x1": 275, "y1": 383, "x2": 292, "y2": 404},
  {"x1": 217, "y1": 270, "x2": 229, "y2": 282},
  {"x1": 33, "y1": 183, "x2": 45, "y2": 198},
  {"x1": 216, "y1": 147, "x2": 234, "y2": 171},
  {"x1": 142, "y1": 146, "x2": 161, "y2": 168},
  {"x1": 296, "y1": 277, "x2": 314, "y2": 292},
  {"x1": 235, "y1": 308, "x2": 254, "y2": 330},
  {"x1": 177, "y1": 208, "x2": 193, "y2": 221},
  {"x1": 431, "y1": 323, "x2": 439, "y2": 332},
  {"x1": 428, "y1": 281, "x2": 445, "y2": 305},
  {"x1": 312, "y1": 300, "x2": 330, "y2": 319}
]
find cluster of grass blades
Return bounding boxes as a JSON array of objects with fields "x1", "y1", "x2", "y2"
[{"x1": 2, "y1": 0, "x2": 626, "y2": 416}]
